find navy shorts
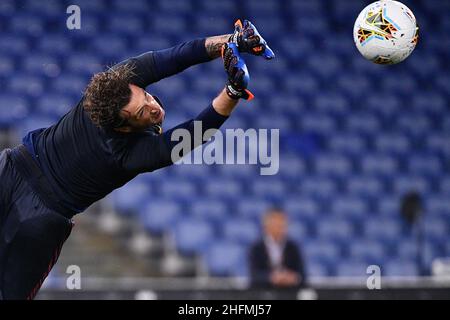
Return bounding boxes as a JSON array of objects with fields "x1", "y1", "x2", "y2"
[{"x1": 0, "y1": 148, "x2": 74, "y2": 300}]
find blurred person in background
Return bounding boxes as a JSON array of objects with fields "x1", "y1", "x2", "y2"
[{"x1": 249, "y1": 208, "x2": 306, "y2": 288}]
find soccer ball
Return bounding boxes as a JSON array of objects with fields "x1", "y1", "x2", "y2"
[{"x1": 353, "y1": 0, "x2": 419, "y2": 65}]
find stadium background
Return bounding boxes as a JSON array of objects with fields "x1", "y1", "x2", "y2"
[{"x1": 0, "y1": 0, "x2": 449, "y2": 299}]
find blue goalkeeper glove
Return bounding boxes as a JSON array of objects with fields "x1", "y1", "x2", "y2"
[
  {"x1": 229, "y1": 19, "x2": 275, "y2": 60},
  {"x1": 222, "y1": 43, "x2": 254, "y2": 101}
]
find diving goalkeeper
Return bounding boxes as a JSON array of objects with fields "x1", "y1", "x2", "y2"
[{"x1": 0, "y1": 20, "x2": 274, "y2": 300}]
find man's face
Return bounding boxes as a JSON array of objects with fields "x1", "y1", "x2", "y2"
[
  {"x1": 264, "y1": 212, "x2": 288, "y2": 243},
  {"x1": 118, "y1": 84, "x2": 165, "y2": 131}
]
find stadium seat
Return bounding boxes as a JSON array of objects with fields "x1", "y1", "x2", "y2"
[
  {"x1": 383, "y1": 260, "x2": 419, "y2": 277},
  {"x1": 139, "y1": 200, "x2": 182, "y2": 235},
  {"x1": 0, "y1": 94, "x2": 30, "y2": 128},
  {"x1": 316, "y1": 218, "x2": 354, "y2": 243},
  {"x1": 223, "y1": 219, "x2": 260, "y2": 246},
  {"x1": 348, "y1": 240, "x2": 385, "y2": 264},
  {"x1": 112, "y1": 180, "x2": 152, "y2": 216},
  {"x1": 205, "y1": 241, "x2": 248, "y2": 277},
  {"x1": 190, "y1": 199, "x2": 228, "y2": 224},
  {"x1": 173, "y1": 218, "x2": 214, "y2": 256},
  {"x1": 336, "y1": 260, "x2": 372, "y2": 277},
  {"x1": 303, "y1": 239, "x2": 342, "y2": 266}
]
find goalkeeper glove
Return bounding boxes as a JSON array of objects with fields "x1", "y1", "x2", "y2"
[
  {"x1": 222, "y1": 43, "x2": 254, "y2": 101},
  {"x1": 229, "y1": 19, "x2": 275, "y2": 60}
]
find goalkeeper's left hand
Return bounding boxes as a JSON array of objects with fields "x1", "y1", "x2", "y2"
[
  {"x1": 229, "y1": 19, "x2": 275, "y2": 60},
  {"x1": 222, "y1": 43, "x2": 254, "y2": 101}
]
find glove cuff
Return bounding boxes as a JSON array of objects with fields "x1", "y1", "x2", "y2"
[{"x1": 225, "y1": 82, "x2": 254, "y2": 101}]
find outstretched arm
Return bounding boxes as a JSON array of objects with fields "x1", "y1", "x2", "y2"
[
  {"x1": 115, "y1": 35, "x2": 232, "y2": 88},
  {"x1": 205, "y1": 35, "x2": 232, "y2": 59}
]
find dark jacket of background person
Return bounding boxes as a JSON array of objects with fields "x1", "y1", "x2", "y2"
[{"x1": 249, "y1": 209, "x2": 307, "y2": 288}]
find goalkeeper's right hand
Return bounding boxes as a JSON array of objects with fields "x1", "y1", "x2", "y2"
[
  {"x1": 229, "y1": 19, "x2": 275, "y2": 60},
  {"x1": 222, "y1": 43, "x2": 254, "y2": 101}
]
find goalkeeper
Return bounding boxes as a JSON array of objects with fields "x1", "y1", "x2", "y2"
[{"x1": 0, "y1": 20, "x2": 274, "y2": 300}]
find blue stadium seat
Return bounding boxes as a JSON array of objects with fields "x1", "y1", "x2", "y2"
[
  {"x1": 236, "y1": 198, "x2": 272, "y2": 221},
  {"x1": 0, "y1": 94, "x2": 30, "y2": 128},
  {"x1": 375, "y1": 133, "x2": 411, "y2": 155},
  {"x1": 0, "y1": 55, "x2": 14, "y2": 75},
  {"x1": 91, "y1": 36, "x2": 128, "y2": 59},
  {"x1": 393, "y1": 176, "x2": 430, "y2": 195},
  {"x1": 295, "y1": 16, "x2": 328, "y2": 36},
  {"x1": 299, "y1": 176, "x2": 338, "y2": 200},
  {"x1": 331, "y1": 197, "x2": 368, "y2": 224},
  {"x1": 307, "y1": 54, "x2": 342, "y2": 79},
  {"x1": 51, "y1": 75, "x2": 86, "y2": 97},
  {"x1": 205, "y1": 241, "x2": 248, "y2": 277},
  {"x1": 278, "y1": 154, "x2": 306, "y2": 179},
  {"x1": 139, "y1": 200, "x2": 182, "y2": 235},
  {"x1": 346, "y1": 113, "x2": 381, "y2": 134},
  {"x1": 316, "y1": 218, "x2": 354, "y2": 243},
  {"x1": 190, "y1": 199, "x2": 228, "y2": 224},
  {"x1": 0, "y1": 36, "x2": 29, "y2": 56},
  {"x1": 425, "y1": 195, "x2": 450, "y2": 217},
  {"x1": 38, "y1": 36, "x2": 72, "y2": 55},
  {"x1": 439, "y1": 177, "x2": 450, "y2": 197},
  {"x1": 200, "y1": 0, "x2": 237, "y2": 15},
  {"x1": 9, "y1": 14, "x2": 45, "y2": 36},
  {"x1": 314, "y1": 154, "x2": 353, "y2": 177},
  {"x1": 423, "y1": 216, "x2": 448, "y2": 243},
  {"x1": 135, "y1": 36, "x2": 173, "y2": 52},
  {"x1": 22, "y1": 55, "x2": 59, "y2": 76},
  {"x1": 8, "y1": 74, "x2": 45, "y2": 98},
  {"x1": 306, "y1": 259, "x2": 330, "y2": 277},
  {"x1": 361, "y1": 154, "x2": 398, "y2": 177},
  {"x1": 346, "y1": 176, "x2": 384, "y2": 198},
  {"x1": 377, "y1": 196, "x2": 401, "y2": 217},
  {"x1": 314, "y1": 93, "x2": 349, "y2": 115},
  {"x1": 383, "y1": 260, "x2": 419, "y2": 277},
  {"x1": 22, "y1": 0, "x2": 62, "y2": 16},
  {"x1": 159, "y1": 179, "x2": 197, "y2": 201},
  {"x1": 152, "y1": 15, "x2": 188, "y2": 35},
  {"x1": 381, "y1": 73, "x2": 417, "y2": 95},
  {"x1": 408, "y1": 155, "x2": 442, "y2": 177},
  {"x1": 348, "y1": 240, "x2": 385, "y2": 264},
  {"x1": 336, "y1": 260, "x2": 374, "y2": 277},
  {"x1": 173, "y1": 218, "x2": 214, "y2": 256},
  {"x1": 365, "y1": 93, "x2": 402, "y2": 118},
  {"x1": 71, "y1": 0, "x2": 105, "y2": 11},
  {"x1": 204, "y1": 179, "x2": 242, "y2": 200},
  {"x1": 283, "y1": 197, "x2": 320, "y2": 222},
  {"x1": 108, "y1": 15, "x2": 144, "y2": 34},
  {"x1": 336, "y1": 74, "x2": 371, "y2": 98},
  {"x1": 364, "y1": 218, "x2": 402, "y2": 245},
  {"x1": 251, "y1": 178, "x2": 286, "y2": 199},
  {"x1": 303, "y1": 240, "x2": 341, "y2": 273},
  {"x1": 112, "y1": 180, "x2": 152, "y2": 216},
  {"x1": 411, "y1": 92, "x2": 446, "y2": 114},
  {"x1": 288, "y1": 221, "x2": 310, "y2": 244},
  {"x1": 36, "y1": 94, "x2": 74, "y2": 118},
  {"x1": 283, "y1": 72, "x2": 319, "y2": 96},
  {"x1": 65, "y1": 55, "x2": 103, "y2": 77},
  {"x1": 327, "y1": 134, "x2": 367, "y2": 155},
  {"x1": 301, "y1": 113, "x2": 337, "y2": 134},
  {"x1": 223, "y1": 219, "x2": 260, "y2": 246},
  {"x1": 426, "y1": 134, "x2": 450, "y2": 156},
  {"x1": 15, "y1": 115, "x2": 56, "y2": 140}
]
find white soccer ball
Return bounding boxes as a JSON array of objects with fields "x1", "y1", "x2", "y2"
[{"x1": 353, "y1": 0, "x2": 419, "y2": 65}]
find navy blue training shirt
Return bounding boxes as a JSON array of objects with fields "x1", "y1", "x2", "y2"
[{"x1": 22, "y1": 38, "x2": 229, "y2": 214}]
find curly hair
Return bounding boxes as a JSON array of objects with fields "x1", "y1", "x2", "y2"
[{"x1": 83, "y1": 63, "x2": 136, "y2": 129}]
